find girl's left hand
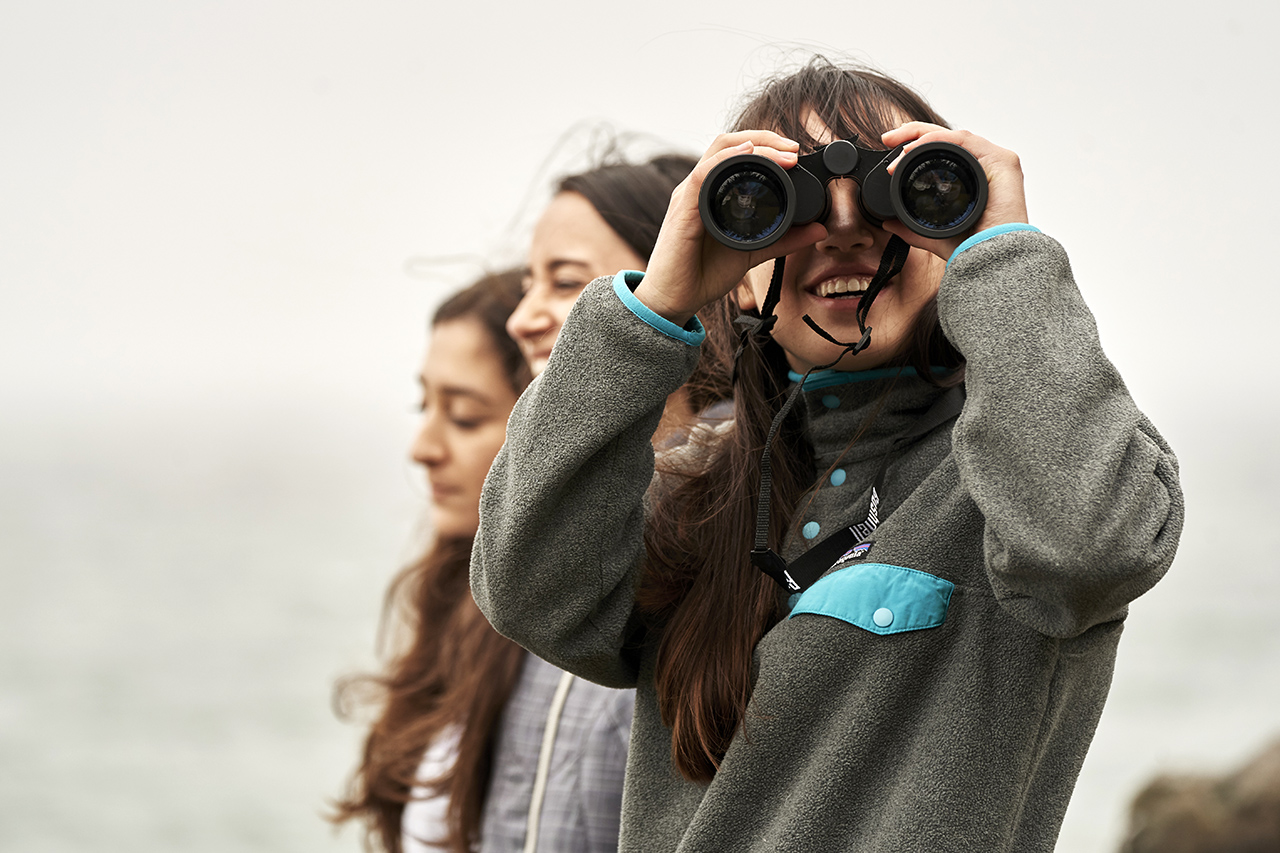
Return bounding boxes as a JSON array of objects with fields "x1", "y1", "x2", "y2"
[{"x1": 880, "y1": 123, "x2": 1029, "y2": 261}]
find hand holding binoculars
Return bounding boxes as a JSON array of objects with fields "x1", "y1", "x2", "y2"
[{"x1": 698, "y1": 137, "x2": 988, "y2": 250}]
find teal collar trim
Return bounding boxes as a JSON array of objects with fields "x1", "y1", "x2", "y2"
[{"x1": 787, "y1": 366, "x2": 925, "y2": 391}]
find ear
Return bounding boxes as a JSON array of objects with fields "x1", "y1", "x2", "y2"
[{"x1": 733, "y1": 276, "x2": 758, "y2": 311}]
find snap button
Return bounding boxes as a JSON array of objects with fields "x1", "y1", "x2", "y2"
[
  {"x1": 821, "y1": 394, "x2": 840, "y2": 409},
  {"x1": 829, "y1": 468, "x2": 846, "y2": 486},
  {"x1": 802, "y1": 521, "x2": 821, "y2": 540},
  {"x1": 873, "y1": 607, "x2": 894, "y2": 628}
]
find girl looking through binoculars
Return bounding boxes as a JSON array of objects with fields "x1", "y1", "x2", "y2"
[{"x1": 472, "y1": 56, "x2": 1184, "y2": 852}]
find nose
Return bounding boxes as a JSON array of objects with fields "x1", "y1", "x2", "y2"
[
  {"x1": 506, "y1": 287, "x2": 555, "y2": 346},
  {"x1": 817, "y1": 179, "x2": 877, "y2": 255},
  {"x1": 410, "y1": 408, "x2": 447, "y2": 468}
]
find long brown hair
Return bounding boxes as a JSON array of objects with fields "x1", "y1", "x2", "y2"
[
  {"x1": 637, "y1": 56, "x2": 965, "y2": 783},
  {"x1": 333, "y1": 270, "x2": 529, "y2": 852}
]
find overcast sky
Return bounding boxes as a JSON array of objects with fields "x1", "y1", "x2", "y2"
[
  {"x1": 4, "y1": 0, "x2": 1276, "y2": 441},
  {"x1": 2, "y1": 2, "x2": 1277, "y2": 850}
]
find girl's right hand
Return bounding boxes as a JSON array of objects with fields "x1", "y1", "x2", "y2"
[{"x1": 632, "y1": 131, "x2": 828, "y2": 328}]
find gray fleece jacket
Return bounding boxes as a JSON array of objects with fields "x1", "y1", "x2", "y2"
[{"x1": 472, "y1": 229, "x2": 1183, "y2": 852}]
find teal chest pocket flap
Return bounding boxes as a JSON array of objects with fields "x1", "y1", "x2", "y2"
[{"x1": 789, "y1": 563, "x2": 954, "y2": 635}]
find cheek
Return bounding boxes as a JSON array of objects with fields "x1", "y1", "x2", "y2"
[
  {"x1": 551, "y1": 290, "x2": 585, "y2": 325},
  {"x1": 468, "y1": 427, "x2": 511, "y2": 480},
  {"x1": 899, "y1": 252, "x2": 943, "y2": 305}
]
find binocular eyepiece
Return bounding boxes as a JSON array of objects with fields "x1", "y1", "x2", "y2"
[{"x1": 698, "y1": 137, "x2": 988, "y2": 250}]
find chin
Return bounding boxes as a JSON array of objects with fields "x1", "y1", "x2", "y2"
[{"x1": 432, "y1": 512, "x2": 480, "y2": 541}]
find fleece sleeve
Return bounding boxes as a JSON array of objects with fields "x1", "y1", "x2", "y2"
[
  {"x1": 938, "y1": 229, "x2": 1184, "y2": 637},
  {"x1": 470, "y1": 275, "x2": 702, "y2": 687}
]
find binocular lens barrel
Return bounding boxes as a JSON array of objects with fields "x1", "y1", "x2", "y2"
[
  {"x1": 706, "y1": 166, "x2": 790, "y2": 246},
  {"x1": 896, "y1": 153, "x2": 983, "y2": 234}
]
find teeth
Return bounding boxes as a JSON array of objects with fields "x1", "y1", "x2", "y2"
[{"x1": 815, "y1": 276, "x2": 872, "y2": 298}]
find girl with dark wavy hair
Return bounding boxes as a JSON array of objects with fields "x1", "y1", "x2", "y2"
[
  {"x1": 332, "y1": 270, "x2": 529, "y2": 853},
  {"x1": 473, "y1": 56, "x2": 1184, "y2": 852},
  {"x1": 336, "y1": 146, "x2": 702, "y2": 853}
]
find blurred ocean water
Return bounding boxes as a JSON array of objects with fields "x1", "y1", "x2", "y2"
[
  {"x1": 2, "y1": 407, "x2": 1276, "y2": 852},
  {"x1": 0, "y1": 409, "x2": 411, "y2": 852}
]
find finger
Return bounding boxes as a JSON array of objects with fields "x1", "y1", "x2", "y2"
[
  {"x1": 683, "y1": 141, "x2": 798, "y2": 204},
  {"x1": 704, "y1": 130, "x2": 800, "y2": 158},
  {"x1": 749, "y1": 145, "x2": 800, "y2": 168},
  {"x1": 884, "y1": 128, "x2": 989, "y2": 175},
  {"x1": 880, "y1": 121, "x2": 946, "y2": 147}
]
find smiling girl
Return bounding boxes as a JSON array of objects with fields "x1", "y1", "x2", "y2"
[
  {"x1": 505, "y1": 152, "x2": 732, "y2": 440},
  {"x1": 472, "y1": 58, "x2": 1184, "y2": 852}
]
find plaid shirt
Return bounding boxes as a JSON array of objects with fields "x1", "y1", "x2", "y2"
[{"x1": 480, "y1": 653, "x2": 633, "y2": 852}]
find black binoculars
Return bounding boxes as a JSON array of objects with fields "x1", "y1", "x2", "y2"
[{"x1": 698, "y1": 137, "x2": 987, "y2": 250}]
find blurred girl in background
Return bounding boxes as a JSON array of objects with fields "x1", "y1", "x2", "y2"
[
  {"x1": 334, "y1": 269, "x2": 531, "y2": 852},
  {"x1": 508, "y1": 151, "x2": 730, "y2": 433},
  {"x1": 336, "y1": 147, "x2": 702, "y2": 853}
]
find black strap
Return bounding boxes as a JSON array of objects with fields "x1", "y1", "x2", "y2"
[
  {"x1": 732, "y1": 256, "x2": 786, "y2": 385},
  {"x1": 759, "y1": 251, "x2": 786, "y2": 320},
  {"x1": 776, "y1": 384, "x2": 966, "y2": 593},
  {"x1": 857, "y1": 235, "x2": 911, "y2": 334},
  {"x1": 741, "y1": 235, "x2": 914, "y2": 591},
  {"x1": 747, "y1": 322, "x2": 874, "y2": 590}
]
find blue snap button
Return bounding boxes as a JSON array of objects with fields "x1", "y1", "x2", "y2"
[
  {"x1": 802, "y1": 521, "x2": 821, "y2": 540},
  {"x1": 821, "y1": 394, "x2": 841, "y2": 409},
  {"x1": 873, "y1": 607, "x2": 894, "y2": 628},
  {"x1": 829, "y1": 468, "x2": 846, "y2": 486}
]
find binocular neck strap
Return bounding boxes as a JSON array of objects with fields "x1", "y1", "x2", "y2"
[
  {"x1": 731, "y1": 255, "x2": 787, "y2": 383},
  {"x1": 743, "y1": 234, "x2": 914, "y2": 591}
]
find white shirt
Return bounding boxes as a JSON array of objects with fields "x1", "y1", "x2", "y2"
[{"x1": 402, "y1": 725, "x2": 462, "y2": 852}]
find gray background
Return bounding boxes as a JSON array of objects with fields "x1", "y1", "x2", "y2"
[{"x1": 2, "y1": 1, "x2": 1277, "y2": 850}]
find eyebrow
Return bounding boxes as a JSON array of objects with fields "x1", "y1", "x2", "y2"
[
  {"x1": 547, "y1": 258, "x2": 592, "y2": 273},
  {"x1": 417, "y1": 376, "x2": 500, "y2": 405}
]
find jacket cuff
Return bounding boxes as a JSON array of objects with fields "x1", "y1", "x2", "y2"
[
  {"x1": 611, "y1": 270, "x2": 706, "y2": 346},
  {"x1": 946, "y1": 223, "x2": 1041, "y2": 270}
]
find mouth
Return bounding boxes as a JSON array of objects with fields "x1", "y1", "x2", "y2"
[
  {"x1": 520, "y1": 339, "x2": 553, "y2": 361},
  {"x1": 807, "y1": 273, "x2": 874, "y2": 301},
  {"x1": 430, "y1": 483, "x2": 462, "y2": 502}
]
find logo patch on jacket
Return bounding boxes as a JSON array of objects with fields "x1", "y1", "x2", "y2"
[{"x1": 831, "y1": 542, "x2": 873, "y2": 571}]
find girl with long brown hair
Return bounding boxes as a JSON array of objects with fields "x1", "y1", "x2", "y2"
[
  {"x1": 336, "y1": 148, "x2": 701, "y2": 853},
  {"x1": 333, "y1": 270, "x2": 530, "y2": 852},
  {"x1": 472, "y1": 56, "x2": 1184, "y2": 852}
]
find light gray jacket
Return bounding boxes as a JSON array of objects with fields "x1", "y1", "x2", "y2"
[
  {"x1": 480, "y1": 652, "x2": 632, "y2": 853},
  {"x1": 472, "y1": 229, "x2": 1183, "y2": 852}
]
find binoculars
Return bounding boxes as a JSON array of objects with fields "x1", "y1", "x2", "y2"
[{"x1": 698, "y1": 137, "x2": 987, "y2": 250}]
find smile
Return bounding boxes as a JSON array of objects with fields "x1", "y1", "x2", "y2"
[{"x1": 810, "y1": 275, "x2": 873, "y2": 299}]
